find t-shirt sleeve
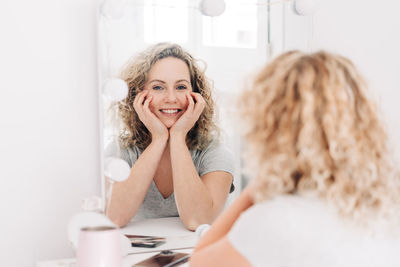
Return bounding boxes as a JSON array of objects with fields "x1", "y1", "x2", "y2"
[
  {"x1": 196, "y1": 142, "x2": 235, "y2": 193},
  {"x1": 197, "y1": 142, "x2": 235, "y2": 177},
  {"x1": 104, "y1": 140, "x2": 138, "y2": 168}
]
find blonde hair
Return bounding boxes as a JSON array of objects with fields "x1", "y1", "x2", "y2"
[
  {"x1": 240, "y1": 50, "x2": 400, "y2": 223},
  {"x1": 118, "y1": 43, "x2": 218, "y2": 151}
]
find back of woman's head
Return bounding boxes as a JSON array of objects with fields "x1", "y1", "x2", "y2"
[{"x1": 240, "y1": 50, "x2": 399, "y2": 222}]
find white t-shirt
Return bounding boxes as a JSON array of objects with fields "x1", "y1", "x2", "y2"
[{"x1": 228, "y1": 195, "x2": 400, "y2": 267}]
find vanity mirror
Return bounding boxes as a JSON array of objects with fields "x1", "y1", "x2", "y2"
[{"x1": 97, "y1": 0, "x2": 314, "y2": 212}]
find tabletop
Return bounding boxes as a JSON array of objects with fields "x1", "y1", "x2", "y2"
[{"x1": 37, "y1": 217, "x2": 198, "y2": 267}]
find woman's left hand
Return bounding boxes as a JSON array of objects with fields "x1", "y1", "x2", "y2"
[{"x1": 170, "y1": 92, "x2": 205, "y2": 138}]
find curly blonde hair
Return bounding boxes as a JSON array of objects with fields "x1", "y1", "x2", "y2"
[
  {"x1": 118, "y1": 43, "x2": 218, "y2": 151},
  {"x1": 240, "y1": 50, "x2": 400, "y2": 223}
]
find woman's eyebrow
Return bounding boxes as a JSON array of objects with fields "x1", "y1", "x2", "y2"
[
  {"x1": 175, "y1": 79, "x2": 190, "y2": 84},
  {"x1": 149, "y1": 79, "x2": 166, "y2": 84}
]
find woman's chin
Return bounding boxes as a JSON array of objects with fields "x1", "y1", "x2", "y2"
[{"x1": 162, "y1": 120, "x2": 176, "y2": 129}]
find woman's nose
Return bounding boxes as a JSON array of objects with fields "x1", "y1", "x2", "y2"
[{"x1": 165, "y1": 89, "x2": 177, "y2": 102}]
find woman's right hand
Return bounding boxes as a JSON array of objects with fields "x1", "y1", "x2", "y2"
[{"x1": 133, "y1": 90, "x2": 168, "y2": 142}]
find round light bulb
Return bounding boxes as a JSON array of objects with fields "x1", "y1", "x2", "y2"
[
  {"x1": 103, "y1": 78, "x2": 129, "y2": 102},
  {"x1": 293, "y1": 0, "x2": 319, "y2": 16},
  {"x1": 199, "y1": 0, "x2": 226, "y2": 17},
  {"x1": 81, "y1": 196, "x2": 103, "y2": 212},
  {"x1": 104, "y1": 157, "x2": 131, "y2": 182}
]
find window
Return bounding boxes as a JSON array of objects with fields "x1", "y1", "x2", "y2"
[
  {"x1": 202, "y1": 0, "x2": 258, "y2": 48},
  {"x1": 143, "y1": 0, "x2": 189, "y2": 44}
]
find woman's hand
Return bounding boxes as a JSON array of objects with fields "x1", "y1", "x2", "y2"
[
  {"x1": 193, "y1": 183, "x2": 255, "y2": 253},
  {"x1": 133, "y1": 90, "x2": 169, "y2": 142},
  {"x1": 170, "y1": 92, "x2": 205, "y2": 138}
]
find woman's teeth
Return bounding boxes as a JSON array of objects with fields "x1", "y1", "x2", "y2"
[{"x1": 161, "y1": 109, "x2": 179, "y2": 114}]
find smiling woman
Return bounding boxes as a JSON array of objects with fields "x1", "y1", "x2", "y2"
[{"x1": 105, "y1": 43, "x2": 235, "y2": 230}]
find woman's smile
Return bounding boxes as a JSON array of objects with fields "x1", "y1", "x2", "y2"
[{"x1": 159, "y1": 108, "x2": 182, "y2": 115}]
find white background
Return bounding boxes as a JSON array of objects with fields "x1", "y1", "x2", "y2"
[
  {"x1": 0, "y1": 0, "x2": 100, "y2": 265},
  {"x1": 0, "y1": 0, "x2": 399, "y2": 266},
  {"x1": 313, "y1": 0, "x2": 400, "y2": 157}
]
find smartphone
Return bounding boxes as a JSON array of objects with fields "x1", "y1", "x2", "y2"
[
  {"x1": 125, "y1": 234, "x2": 166, "y2": 248},
  {"x1": 132, "y1": 250, "x2": 190, "y2": 267}
]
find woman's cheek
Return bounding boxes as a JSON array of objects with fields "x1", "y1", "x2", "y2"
[
  {"x1": 182, "y1": 93, "x2": 190, "y2": 108},
  {"x1": 148, "y1": 96, "x2": 156, "y2": 112}
]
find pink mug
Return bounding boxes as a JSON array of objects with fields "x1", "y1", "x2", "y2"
[{"x1": 77, "y1": 226, "x2": 122, "y2": 267}]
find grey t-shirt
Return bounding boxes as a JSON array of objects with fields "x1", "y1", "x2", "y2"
[{"x1": 105, "y1": 140, "x2": 234, "y2": 221}]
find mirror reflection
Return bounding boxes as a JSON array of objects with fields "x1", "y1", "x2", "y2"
[
  {"x1": 99, "y1": 0, "x2": 311, "y2": 229},
  {"x1": 105, "y1": 43, "x2": 234, "y2": 230}
]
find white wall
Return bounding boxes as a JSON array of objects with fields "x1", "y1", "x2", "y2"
[
  {"x1": 312, "y1": 0, "x2": 400, "y2": 157},
  {"x1": 0, "y1": 0, "x2": 100, "y2": 266}
]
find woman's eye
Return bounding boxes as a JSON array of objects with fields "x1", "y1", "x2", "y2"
[
  {"x1": 152, "y1": 85, "x2": 163, "y2": 90},
  {"x1": 177, "y1": 85, "x2": 187, "y2": 90}
]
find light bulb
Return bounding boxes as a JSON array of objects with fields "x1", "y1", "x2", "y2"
[
  {"x1": 199, "y1": 0, "x2": 226, "y2": 17},
  {"x1": 293, "y1": 0, "x2": 319, "y2": 16},
  {"x1": 103, "y1": 78, "x2": 129, "y2": 102},
  {"x1": 81, "y1": 196, "x2": 103, "y2": 212},
  {"x1": 104, "y1": 157, "x2": 131, "y2": 182}
]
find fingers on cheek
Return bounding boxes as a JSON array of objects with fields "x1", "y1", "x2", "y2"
[
  {"x1": 192, "y1": 93, "x2": 203, "y2": 104},
  {"x1": 142, "y1": 93, "x2": 149, "y2": 105},
  {"x1": 144, "y1": 96, "x2": 152, "y2": 109},
  {"x1": 139, "y1": 91, "x2": 148, "y2": 103},
  {"x1": 134, "y1": 93, "x2": 143, "y2": 105},
  {"x1": 190, "y1": 93, "x2": 196, "y2": 104},
  {"x1": 198, "y1": 94, "x2": 205, "y2": 105},
  {"x1": 192, "y1": 93, "x2": 204, "y2": 110},
  {"x1": 185, "y1": 94, "x2": 192, "y2": 109}
]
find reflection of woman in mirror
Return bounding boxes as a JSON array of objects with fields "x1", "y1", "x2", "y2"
[
  {"x1": 190, "y1": 51, "x2": 400, "y2": 266},
  {"x1": 106, "y1": 43, "x2": 234, "y2": 230}
]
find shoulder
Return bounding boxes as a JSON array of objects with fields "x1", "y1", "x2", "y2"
[
  {"x1": 192, "y1": 140, "x2": 234, "y2": 177},
  {"x1": 230, "y1": 195, "x2": 334, "y2": 236},
  {"x1": 193, "y1": 140, "x2": 233, "y2": 161},
  {"x1": 227, "y1": 196, "x2": 339, "y2": 266},
  {"x1": 228, "y1": 195, "x2": 400, "y2": 267}
]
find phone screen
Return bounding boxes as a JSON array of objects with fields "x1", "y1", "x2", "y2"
[
  {"x1": 133, "y1": 250, "x2": 190, "y2": 267},
  {"x1": 125, "y1": 234, "x2": 166, "y2": 248}
]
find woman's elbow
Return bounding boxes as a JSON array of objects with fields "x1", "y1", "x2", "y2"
[
  {"x1": 108, "y1": 214, "x2": 130, "y2": 228},
  {"x1": 183, "y1": 220, "x2": 200, "y2": 231},
  {"x1": 181, "y1": 215, "x2": 214, "y2": 231}
]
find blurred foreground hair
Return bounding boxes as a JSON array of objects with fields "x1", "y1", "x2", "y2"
[{"x1": 240, "y1": 50, "x2": 400, "y2": 224}]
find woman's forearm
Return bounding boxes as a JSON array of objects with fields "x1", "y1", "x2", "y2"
[
  {"x1": 107, "y1": 137, "x2": 167, "y2": 227},
  {"x1": 169, "y1": 134, "x2": 217, "y2": 230},
  {"x1": 194, "y1": 187, "x2": 254, "y2": 251}
]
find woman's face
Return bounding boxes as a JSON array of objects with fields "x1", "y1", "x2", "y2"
[{"x1": 144, "y1": 57, "x2": 193, "y2": 128}]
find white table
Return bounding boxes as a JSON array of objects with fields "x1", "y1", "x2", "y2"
[{"x1": 37, "y1": 217, "x2": 197, "y2": 267}]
